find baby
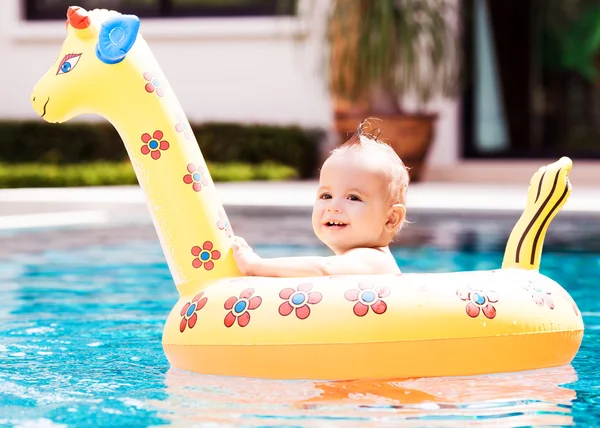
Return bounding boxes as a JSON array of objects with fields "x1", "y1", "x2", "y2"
[{"x1": 232, "y1": 119, "x2": 410, "y2": 277}]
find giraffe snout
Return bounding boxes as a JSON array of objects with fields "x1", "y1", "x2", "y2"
[{"x1": 31, "y1": 94, "x2": 50, "y2": 119}]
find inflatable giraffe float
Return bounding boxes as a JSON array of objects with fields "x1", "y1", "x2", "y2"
[
  {"x1": 32, "y1": 7, "x2": 582, "y2": 380},
  {"x1": 31, "y1": 6, "x2": 238, "y2": 298}
]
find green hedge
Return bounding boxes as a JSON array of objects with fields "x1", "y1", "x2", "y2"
[
  {"x1": 0, "y1": 120, "x2": 323, "y2": 178},
  {"x1": 0, "y1": 162, "x2": 297, "y2": 188}
]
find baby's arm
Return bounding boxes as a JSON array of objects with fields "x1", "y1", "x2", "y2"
[{"x1": 232, "y1": 237, "x2": 399, "y2": 277}]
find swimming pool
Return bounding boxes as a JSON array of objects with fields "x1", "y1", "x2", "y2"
[{"x1": 1, "y1": 219, "x2": 599, "y2": 427}]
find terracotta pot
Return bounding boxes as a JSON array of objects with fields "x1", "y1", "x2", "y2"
[{"x1": 333, "y1": 112, "x2": 437, "y2": 182}]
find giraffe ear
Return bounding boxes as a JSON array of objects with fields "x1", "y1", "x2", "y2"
[{"x1": 96, "y1": 15, "x2": 140, "y2": 64}]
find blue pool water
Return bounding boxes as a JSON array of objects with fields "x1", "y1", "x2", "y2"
[{"x1": 1, "y1": 234, "x2": 599, "y2": 427}]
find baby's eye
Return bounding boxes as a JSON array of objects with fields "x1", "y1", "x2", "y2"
[
  {"x1": 348, "y1": 194, "x2": 362, "y2": 201},
  {"x1": 319, "y1": 193, "x2": 332, "y2": 200}
]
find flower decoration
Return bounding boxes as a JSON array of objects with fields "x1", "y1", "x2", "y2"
[
  {"x1": 523, "y1": 284, "x2": 554, "y2": 309},
  {"x1": 216, "y1": 209, "x2": 233, "y2": 237},
  {"x1": 141, "y1": 130, "x2": 170, "y2": 160},
  {"x1": 457, "y1": 287, "x2": 498, "y2": 319},
  {"x1": 179, "y1": 292, "x2": 208, "y2": 332},
  {"x1": 224, "y1": 288, "x2": 262, "y2": 327},
  {"x1": 175, "y1": 114, "x2": 193, "y2": 140},
  {"x1": 191, "y1": 241, "x2": 221, "y2": 270},
  {"x1": 183, "y1": 163, "x2": 210, "y2": 192},
  {"x1": 279, "y1": 282, "x2": 322, "y2": 319},
  {"x1": 143, "y1": 71, "x2": 166, "y2": 97},
  {"x1": 344, "y1": 282, "x2": 390, "y2": 316},
  {"x1": 563, "y1": 291, "x2": 580, "y2": 316}
]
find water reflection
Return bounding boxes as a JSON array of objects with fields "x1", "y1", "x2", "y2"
[
  {"x1": 1, "y1": 233, "x2": 593, "y2": 426},
  {"x1": 155, "y1": 365, "x2": 577, "y2": 426}
]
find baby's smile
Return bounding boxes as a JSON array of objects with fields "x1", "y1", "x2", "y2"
[{"x1": 325, "y1": 221, "x2": 348, "y2": 229}]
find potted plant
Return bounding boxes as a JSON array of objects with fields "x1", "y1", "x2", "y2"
[{"x1": 326, "y1": 0, "x2": 461, "y2": 181}]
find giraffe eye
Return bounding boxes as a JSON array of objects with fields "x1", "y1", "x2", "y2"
[{"x1": 56, "y1": 53, "x2": 82, "y2": 75}]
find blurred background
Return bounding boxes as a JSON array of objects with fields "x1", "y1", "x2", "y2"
[
  {"x1": 0, "y1": 0, "x2": 599, "y2": 186},
  {"x1": 2, "y1": 5, "x2": 600, "y2": 425}
]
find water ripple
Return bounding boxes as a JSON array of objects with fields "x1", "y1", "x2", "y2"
[{"x1": 0, "y1": 241, "x2": 597, "y2": 427}]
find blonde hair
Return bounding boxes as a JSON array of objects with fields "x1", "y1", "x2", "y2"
[{"x1": 332, "y1": 118, "x2": 410, "y2": 207}]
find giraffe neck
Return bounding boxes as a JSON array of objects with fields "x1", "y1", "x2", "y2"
[{"x1": 97, "y1": 42, "x2": 239, "y2": 295}]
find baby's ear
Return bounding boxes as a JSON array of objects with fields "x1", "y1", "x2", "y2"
[{"x1": 385, "y1": 204, "x2": 406, "y2": 233}]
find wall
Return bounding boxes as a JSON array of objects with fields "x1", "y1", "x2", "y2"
[{"x1": 0, "y1": 0, "x2": 459, "y2": 168}]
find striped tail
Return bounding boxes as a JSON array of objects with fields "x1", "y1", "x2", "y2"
[{"x1": 502, "y1": 157, "x2": 572, "y2": 270}]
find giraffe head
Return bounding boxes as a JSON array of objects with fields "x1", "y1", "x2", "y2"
[{"x1": 31, "y1": 6, "x2": 141, "y2": 123}]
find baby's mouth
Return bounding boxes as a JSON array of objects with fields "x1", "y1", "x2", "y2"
[{"x1": 325, "y1": 221, "x2": 347, "y2": 229}]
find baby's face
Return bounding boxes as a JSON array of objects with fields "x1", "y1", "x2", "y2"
[{"x1": 312, "y1": 149, "x2": 392, "y2": 254}]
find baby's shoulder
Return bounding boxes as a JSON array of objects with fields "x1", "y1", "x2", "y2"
[{"x1": 344, "y1": 246, "x2": 391, "y2": 258}]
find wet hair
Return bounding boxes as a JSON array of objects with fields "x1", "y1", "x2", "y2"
[{"x1": 332, "y1": 118, "x2": 410, "y2": 207}]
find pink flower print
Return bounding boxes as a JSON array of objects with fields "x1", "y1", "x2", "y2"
[
  {"x1": 183, "y1": 163, "x2": 210, "y2": 192},
  {"x1": 278, "y1": 282, "x2": 322, "y2": 320},
  {"x1": 224, "y1": 288, "x2": 262, "y2": 327},
  {"x1": 457, "y1": 288, "x2": 498, "y2": 319},
  {"x1": 175, "y1": 114, "x2": 193, "y2": 140},
  {"x1": 565, "y1": 292, "x2": 580, "y2": 316},
  {"x1": 191, "y1": 241, "x2": 221, "y2": 270},
  {"x1": 344, "y1": 282, "x2": 390, "y2": 317},
  {"x1": 179, "y1": 292, "x2": 208, "y2": 332},
  {"x1": 143, "y1": 71, "x2": 166, "y2": 97},
  {"x1": 141, "y1": 130, "x2": 170, "y2": 160},
  {"x1": 216, "y1": 209, "x2": 233, "y2": 237},
  {"x1": 524, "y1": 285, "x2": 554, "y2": 309}
]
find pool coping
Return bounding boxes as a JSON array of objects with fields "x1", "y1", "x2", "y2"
[
  {"x1": 1, "y1": 181, "x2": 600, "y2": 230},
  {"x1": 0, "y1": 180, "x2": 600, "y2": 236},
  {"x1": 1, "y1": 182, "x2": 599, "y2": 259}
]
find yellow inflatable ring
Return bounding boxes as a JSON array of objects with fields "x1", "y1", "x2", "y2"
[{"x1": 31, "y1": 7, "x2": 583, "y2": 380}]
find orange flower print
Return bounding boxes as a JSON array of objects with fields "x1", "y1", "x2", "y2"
[
  {"x1": 179, "y1": 292, "x2": 208, "y2": 332},
  {"x1": 191, "y1": 241, "x2": 221, "y2": 270},
  {"x1": 183, "y1": 163, "x2": 210, "y2": 192},
  {"x1": 279, "y1": 282, "x2": 322, "y2": 319},
  {"x1": 457, "y1": 287, "x2": 498, "y2": 319},
  {"x1": 344, "y1": 282, "x2": 390, "y2": 316},
  {"x1": 224, "y1": 288, "x2": 262, "y2": 327},
  {"x1": 141, "y1": 130, "x2": 169, "y2": 160}
]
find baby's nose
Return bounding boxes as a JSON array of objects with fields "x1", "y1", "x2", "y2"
[{"x1": 327, "y1": 205, "x2": 341, "y2": 213}]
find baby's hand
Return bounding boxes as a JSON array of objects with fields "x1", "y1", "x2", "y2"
[{"x1": 232, "y1": 236, "x2": 260, "y2": 275}]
